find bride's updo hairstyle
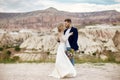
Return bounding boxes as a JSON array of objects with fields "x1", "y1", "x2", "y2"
[{"x1": 57, "y1": 23, "x2": 64, "y2": 32}]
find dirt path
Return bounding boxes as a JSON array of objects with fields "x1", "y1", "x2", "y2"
[{"x1": 0, "y1": 63, "x2": 120, "y2": 80}]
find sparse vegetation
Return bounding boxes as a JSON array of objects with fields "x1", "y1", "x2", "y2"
[
  {"x1": 0, "y1": 47, "x2": 3, "y2": 51},
  {"x1": 0, "y1": 50, "x2": 13, "y2": 63},
  {"x1": 0, "y1": 45, "x2": 21, "y2": 63},
  {"x1": 12, "y1": 56, "x2": 20, "y2": 61},
  {"x1": 46, "y1": 51, "x2": 50, "y2": 55},
  {"x1": 14, "y1": 46, "x2": 21, "y2": 51},
  {"x1": 74, "y1": 54, "x2": 103, "y2": 63},
  {"x1": 106, "y1": 51, "x2": 115, "y2": 62}
]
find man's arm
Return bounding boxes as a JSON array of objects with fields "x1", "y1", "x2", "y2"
[{"x1": 73, "y1": 28, "x2": 78, "y2": 42}]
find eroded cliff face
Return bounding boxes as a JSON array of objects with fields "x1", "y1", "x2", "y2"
[
  {"x1": 20, "y1": 35, "x2": 58, "y2": 54},
  {"x1": 113, "y1": 31, "x2": 120, "y2": 50},
  {"x1": 19, "y1": 25, "x2": 120, "y2": 54},
  {"x1": 0, "y1": 29, "x2": 34, "y2": 47},
  {"x1": 0, "y1": 25, "x2": 120, "y2": 54},
  {"x1": 78, "y1": 27, "x2": 119, "y2": 54}
]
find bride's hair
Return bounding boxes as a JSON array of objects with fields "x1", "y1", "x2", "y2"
[{"x1": 57, "y1": 23, "x2": 64, "y2": 32}]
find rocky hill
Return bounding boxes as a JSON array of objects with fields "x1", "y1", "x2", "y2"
[{"x1": 0, "y1": 7, "x2": 120, "y2": 31}]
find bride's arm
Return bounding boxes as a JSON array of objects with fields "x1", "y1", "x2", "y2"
[
  {"x1": 63, "y1": 32, "x2": 73, "y2": 41},
  {"x1": 56, "y1": 33, "x2": 60, "y2": 42}
]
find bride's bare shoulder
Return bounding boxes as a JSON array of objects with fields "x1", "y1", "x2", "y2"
[
  {"x1": 56, "y1": 33, "x2": 61, "y2": 42},
  {"x1": 57, "y1": 33, "x2": 62, "y2": 37}
]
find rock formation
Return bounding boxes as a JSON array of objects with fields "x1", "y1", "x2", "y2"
[
  {"x1": 113, "y1": 30, "x2": 120, "y2": 50},
  {"x1": 19, "y1": 25, "x2": 120, "y2": 54}
]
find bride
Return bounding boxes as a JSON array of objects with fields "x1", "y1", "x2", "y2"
[{"x1": 49, "y1": 23, "x2": 76, "y2": 78}]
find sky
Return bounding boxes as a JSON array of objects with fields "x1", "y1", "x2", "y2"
[{"x1": 0, "y1": 0, "x2": 120, "y2": 13}]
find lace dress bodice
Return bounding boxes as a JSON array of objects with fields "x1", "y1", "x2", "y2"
[{"x1": 59, "y1": 33, "x2": 71, "y2": 43}]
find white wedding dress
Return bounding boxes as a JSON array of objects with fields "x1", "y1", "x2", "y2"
[{"x1": 49, "y1": 34, "x2": 76, "y2": 78}]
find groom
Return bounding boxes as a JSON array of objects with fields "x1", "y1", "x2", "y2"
[{"x1": 64, "y1": 19, "x2": 79, "y2": 65}]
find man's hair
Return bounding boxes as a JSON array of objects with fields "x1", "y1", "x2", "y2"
[{"x1": 64, "y1": 19, "x2": 72, "y2": 23}]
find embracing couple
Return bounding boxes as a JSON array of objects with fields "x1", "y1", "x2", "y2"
[{"x1": 49, "y1": 19, "x2": 79, "y2": 79}]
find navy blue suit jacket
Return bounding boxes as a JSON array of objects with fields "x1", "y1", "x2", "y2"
[{"x1": 64, "y1": 27, "x2": 79, "y2": 51}]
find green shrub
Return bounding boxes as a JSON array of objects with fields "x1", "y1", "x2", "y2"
[
  {"x1": 2, "y1": 50, "x2": 11, "y2": 60},
  {"x1": 0, "y1": 47, "x2": 3, "y2": 51},
  {"x1": 14, "y1": 46, "x2": 21, "y2": 51},
  {"x1": 47, "y1": 51, "x2": 50, "y2": 55},
  {"x1": 5, "y1": 50, "x2": 11, "y2": 56},
  {"x1": 92, "y1": 52, "x2": 96, "y2": 56}
]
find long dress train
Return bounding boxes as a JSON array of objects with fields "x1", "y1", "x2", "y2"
[{"x1": 49, "y1": 34, "x2": 76, "y2": 78}]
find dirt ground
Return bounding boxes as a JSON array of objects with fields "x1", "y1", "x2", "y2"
[{"x1": 0, "y1": 63, "x2": 120, "y2": 80}]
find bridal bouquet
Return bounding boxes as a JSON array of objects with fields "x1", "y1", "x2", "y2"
[{"x1": 66, "y1": 49, "x2": 75, "y2": 59}]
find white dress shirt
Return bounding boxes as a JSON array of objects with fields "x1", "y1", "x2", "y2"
[{"x1": 65, "y1": 28, "x2": 71, "y2": 48}]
